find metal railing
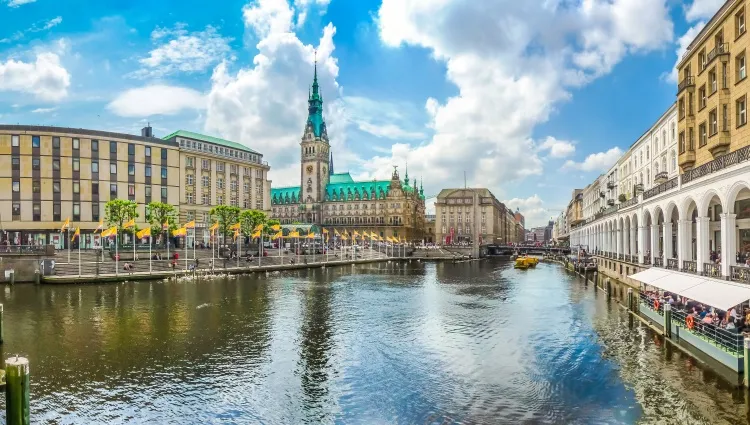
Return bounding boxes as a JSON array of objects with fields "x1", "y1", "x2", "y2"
[
  {"x1": 731, "y1": 266, "x2": 750, "y2": 284},
  {"x1": 643, "y1": 257, "x2": 651, "y2": 265},
  {"x1": 683, "y1": 260, "x2": 697, "y2": 274},
  {"x1": 667, "y1": 258, "x2": 679, "y2": 270},
  {"x1": 639, "y1": 292, "x2": 664, "y2": 315},
  {"x1": 625, "y1": 254, "x2": 632, "y2": 263},
  {"x1": 671, "y1": 309, "x2": 743, "y2": 356},
  {"x1": 682, "y1": 145, "x2": 750, "y2": 184},
  {"x1": 654, "y1": 257, "x2": 664, "y2": 267},
  {"x1": 618, "y1": 253, "x2": 623, "y2": 260},
  {"x1": 703, "y1": 262, "x2": 721, "y2": 278},
  {"x1": 678, "y1": 76, "x2": 695, "y2": 93},
  {"x1": 706, "y1": 42, "x2": 729, "y2": 64},
  {"x1": 619, "y1": 197, "x2": 638, "y2": 209},
  {"x1": 643, "y1": 177, "x2": 678, "y2": 200},
  {"x1": 0, "y1": 244, "x2": 49, "y2": 254}
]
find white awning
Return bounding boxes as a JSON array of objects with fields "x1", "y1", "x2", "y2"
[{"x1": 629, "y1": 268, "x2": 750, "y2": 311}]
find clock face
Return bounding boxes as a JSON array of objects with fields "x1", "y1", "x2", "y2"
[{"x1": 307, "y1": 165, "x2": 313, "y2": 174}]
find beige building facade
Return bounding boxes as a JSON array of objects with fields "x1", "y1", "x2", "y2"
[
  {"x1": 677, "y1": 0, "x2": 749, "y2": 171},
  {"x1": 0, "y1": 125, "x2": 180, "y2": 248},
  {"x1": 434, "y1": 188, "x2": 522, "y2": 245},
  {"x1": 164, "y1": 130, "x2": 272, "y2": 242}
]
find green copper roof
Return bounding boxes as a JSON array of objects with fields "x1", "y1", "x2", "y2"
[
  {"x1": 306, "y1": 59, "x2": 326, "y2": 138},
  {"x1": 329, "y1": 172, "x2": 354, "y2": 184},
  {"x1": 162, "y1": 130, "x2": 260, "y2": 154},
  {"x1": 271, "y1": 186, "x2": 301, "y2": 204},
  {"x1": 325, "y1": 180, "x2": 391, "y2": 201}
]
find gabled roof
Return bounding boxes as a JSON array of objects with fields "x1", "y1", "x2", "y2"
[
  {"x1": 162, "y1": 130, "x2": 260, "y2": 154},
  {"x1": 325, "y1": 180, "x2": 391, "y2": 201},
  {"x1": 271, "y1": 186, "x2": 301, "y2": 204}
]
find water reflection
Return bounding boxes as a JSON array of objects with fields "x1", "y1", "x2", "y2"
[{"x1": 1, "y1": 260, "x2": 750, "y2": 423}]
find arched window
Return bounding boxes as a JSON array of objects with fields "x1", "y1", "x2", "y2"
[
  {"x1": 646, "y1": 169, "x2": 650, "y2": 183},
  {"x1": 671, "y1": 150, "x2": 677, "y2": 171},
  {"x1": 662, "y1": 157, "x2": 666, "y2": 173},
  {"x1": 646, "y1": 147, "x2": 650, "y2": 160},
  {"x1": 655, "y1": 162, "x2": 659, "y2": 174},
  {"x1": 662, "y1": 130, "x2": 666, "y2": 149}
]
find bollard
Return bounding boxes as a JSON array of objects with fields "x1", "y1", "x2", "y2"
[
  {"x1": 745, "y1": 337, "x2": 750, "y2": 388},
  {"x1": 627, "y1": 288, "x2": 633, "y2": 311},
  {"x1": 664, "y1": 303, "x2": 672, "y2": 338},
  {"x1": 6, "y1": 356, "x2": 30, "y2": 425},
  {"x1": 9, "y1": 270, "x2": 14, "y2": 286},
  {"x1": 33, "y1": 270, "x2": 40, "y2": 285}
]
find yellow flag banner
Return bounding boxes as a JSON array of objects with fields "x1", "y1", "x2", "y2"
[
  {"x1": 60, "y1": 217, "x2": 70, "y2": 232},
  {"x1": 184, "y1": 220, "x2": 196, "y2": 229},
  {"x1": 288, "y1": 231, "x2": 300, "y2": 238},
  {"x1": 70, "y1": 227, "x2": 80, "y2": 242},
  {"x1": 94, "y1": 219, "x2": 104, "y2": 233},
  {"x1": 209, "y1": 222, "x2": 219, "y2": 233},
  {"x1": 353, "y1": 230, "x2": 360, "y2": 237},
  {"x1": 229, "y1": 222, "x2": 241, "y2": 231},
  {"x1": 271, "y1": 224, "x2": 281, "y2": 231},
  {"x1": 272, "y1": 231, "x2": 283, "y2": 240},
  {"x1": 233, "y1": 228, "x2": 240, "y2": 241},
  {"x1": 322, "y1": 228, "x2": 329, "y2": 234},
  {"x1": 101, "y1": 226, "x2": 117, "y2": 238},
  {"x1": 136, "y1": 227, "x2": 151, "y2": 239},
  {"x1": 341, "y1": 234, "x2": 349, "y2": 241},
  {"x1": 172, "y1": 227, "x2": 186, "y2": 237},
  {"x1": 251, "y1": 230, "x2": 261, "y2": 238},
  {"x1": 253, "y1": 224, "x2": 264, "y2": 232},
  {"x1": 334, "y1": 229, "x2": 340, "y2": 236},
  {"x1": 306, "y1": 232, "x2": 315, "y2": 239},
  {"x1": 123, "y1": 219, "x2": 135, "y2": 229}
]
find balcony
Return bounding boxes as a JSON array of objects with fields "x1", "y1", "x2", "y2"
[
  {"x1": 599, "y1": 191, "x2": 605, "y2": 198},
  {"x1": 678, "y1": 76, "x2": 695, "y2": 94},
  {"x1": 634, "y1": 183, "x2": 644, "y2": 193},
  {"x1": 606, "y1": 181, "x2": 615, "y2": 189},
  {"x1": 706, "y1": 43, "x2": 729, "y2": 65},
  {"x1": 653, "y1": 171, "x2": 668, "y2": 184},
  {"x1": 679, "y1": 150, "x2": 696, "y2": 170},
  {"x1": 607, "y1": 199, "x2": 615, "y2": 206}
]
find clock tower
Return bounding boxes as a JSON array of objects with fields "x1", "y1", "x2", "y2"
[{"x1": 300, "y1": 56, "x2": 330, "y2": 223}]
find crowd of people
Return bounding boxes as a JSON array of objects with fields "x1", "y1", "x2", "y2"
[{"x1": 644, "y1": 289, "x2": 750, "y2": 334}]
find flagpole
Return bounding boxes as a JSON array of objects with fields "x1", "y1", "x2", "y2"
[
  {"x1": 115, "y1": 232, "x2": 119, "y2": 276},
  {"x1": 133, "y1": 227, "x2": 136, "y2": 266},
  {"x1": 236, "y1": 231, "x2": 240, "y2": 268},
  {"x1": 259, "y1": 230, "x2": 262, "y2": 268},
  {"x1": 313, "y1": 234, "x2": 316, "y2": 264},
  {"x1": 67, "y1": 228, "x2": 70, "y2": 263},
  {"x1": 193, "y1": 227, "x2": 196, "y2": 269},
  {"x1": 77, "y1": 232, "x2": 81, "y2": 276},
  {"x1": 149, "y1": 235, "x2": 152, "y2": 274},
  {"x1": 184, "y1": 229, "x2": 188, "y2": 271}
]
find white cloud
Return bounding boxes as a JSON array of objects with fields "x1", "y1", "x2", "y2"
[
  {"x1": 107, "y1": 85, "x2": 205, "y2": 117},
  {"x1": 563, "y1": 147, "x2": 623, "y2": 172},
  {"x1": 685, "y1": 0, "x2": 724, "y2": 22},
  {"x1": 0, "y1": 52, "x2": 70, "y2": 101},
  {"x1": 663, "y1": 22, "x2": 705, "y2": 83},
  {"x1": 504, "y1": 195, "x2": 554, "y2": 228},
  {"x1": 5, "y1": 0, "x2": 35, "y2": 7},
  {"x1": 131, "y1": 24, "x2": 233, "y2": 79},
  {"x1": 538, "y1": 136, "x2": 575, "y2": 158},
  {"x1": 294, "y1": 0, "x2": 331, "y2": 27},
  {"x1": 205, "y1": 0, "x2": 352, "y2": 186},
  {"x1": 0, "y1": 16, "x2": 63, "y2": 43},
  {"x1": 31, "y1": 107, "x2": 56, "y2": 113},
  {"x1": 371, "y1": 0, "x2": 672, "y2": 203},
  {"x1": 343, "y1": 95, "x2": 427, "y2": 140}
]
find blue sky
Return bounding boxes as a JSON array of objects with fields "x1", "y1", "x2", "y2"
[{"x1": 0, "y1": 0, "x2": 720, "y2": 226}]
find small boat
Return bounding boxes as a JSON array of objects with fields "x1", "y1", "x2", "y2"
[{"x1": 514, "y1": 256, "x2": 538, "y2": 269}]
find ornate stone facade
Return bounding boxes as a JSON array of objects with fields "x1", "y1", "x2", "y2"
[{"x1": 270, "y1": 62, "x2": 427, "y2": 241}]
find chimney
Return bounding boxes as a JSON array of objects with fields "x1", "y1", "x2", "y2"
[{"x1": 141, "y1": 123, "x2": 153, "y2": 138}]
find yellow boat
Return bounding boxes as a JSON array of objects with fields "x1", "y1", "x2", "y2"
[{"x1": 514, "y1": 256, "x2": 538, "y2": 269}]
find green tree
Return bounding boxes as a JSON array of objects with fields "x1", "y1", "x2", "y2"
[
  {"x1": 145, "y1": 201, "x2": 178, "y2": 247},
  {"x1": 210, "y1": 205, "x2": 241, "y2": 247},
  {"x1": 104, "y1": 199, "x2": 138, "y2": 243},
  {"x1": 239, "y1": 209, "x2": 268, "y2": 237}
]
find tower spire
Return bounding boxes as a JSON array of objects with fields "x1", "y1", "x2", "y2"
[
  {"x1": 404, "y1": 162, "x2": 409, "y2": 187},
  {"x1": 329, "y1": 152, "x2": 334, "y2": 175},
  {"x1": 306, "y1": 49, "x2": 326, "y2": 139}
]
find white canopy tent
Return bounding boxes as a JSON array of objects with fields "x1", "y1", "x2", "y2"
[{"x1": 629, "y1": 268, "x2": 750, "y2": 311}]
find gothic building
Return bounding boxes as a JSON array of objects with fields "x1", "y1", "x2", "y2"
[{"x1": 270, "y1": 62, "x2": 427, "y2": 241}]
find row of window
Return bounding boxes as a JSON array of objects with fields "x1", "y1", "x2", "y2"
[
  {"x1": 441, "y1": 227, "x2": 488, "y2": 234},
  {"x1": 679, "y1": 95, "x2": 747, "y2": 153},
  {"x1": 11, "y1": 179, "x2": 168, "y2": 199},
  {"x1": 10, "y1": 135, "x2": 169, "y2": 160},
  {"x1": 11, "y1": 157, "x2": 170, "y2": 178},
  {"x1": 12, "y1": 202, "x2": 95, "y2": 222},
  {"x1": 180, "y1": 139, "x2": 263, "y2": 164}
]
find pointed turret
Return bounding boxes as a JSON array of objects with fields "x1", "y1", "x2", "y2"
[
  {"x1": 419, "y1": 178, "x2": 424, "y2": 197},
  {"x1": 305, "y1": 51, "x2": 326, "y2": 140},
  {"x1": 404, "y1": 163, "x2": 409, "y2": 187},
  {"x1": 329, "y1": 152, "x2": 334, "y2": 175}
]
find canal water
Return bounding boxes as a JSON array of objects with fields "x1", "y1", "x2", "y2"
[{"x1": 0, "y1": 259, "x2": 749, "y2": 424}]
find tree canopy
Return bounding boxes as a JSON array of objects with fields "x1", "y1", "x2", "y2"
[{"x1": 104, "y1": 199, "x2": 138, "y2": 239}]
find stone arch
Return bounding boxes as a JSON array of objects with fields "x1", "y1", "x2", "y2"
[
  {"x1": 664, "y1": 201, "x2": 679, "y2": 222},
  {"x1": 697, "y1": 188, "x2": 725, "y2": 216},
  {"x1": 725, "y1": 180, "x2": 750, "y2": 214},
  {"x1": 679, "y1": 195, "x2": 699, "y2": 221},
  {"x1": 653, "y1": 205, "x2": 665, "y2": 225}
]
